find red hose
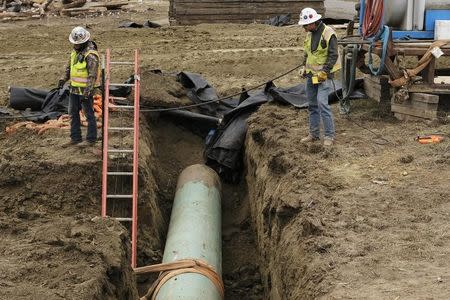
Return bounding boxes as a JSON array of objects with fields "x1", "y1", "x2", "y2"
[{"x1": 362, "y1": 0, "x2": 384, "y2": 38}]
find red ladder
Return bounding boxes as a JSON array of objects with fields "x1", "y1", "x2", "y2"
[{"x1": 101, "y1": 49, "x2": 140, "y2": 268}]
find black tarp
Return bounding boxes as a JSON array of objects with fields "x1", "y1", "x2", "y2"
[
  {"x1": 198, "y1": 78, "x2": 366, "y2": 182},
  {"x1": 8, "y1": 86, "x2": 70, "y2": 122},
  {"x1": 7, "y1": 80, "x2": 132, "y2": 122},
  {"x1": 177, "y1": 72, "x2": 239, "y2": 116},
  {"x1": 118, "y1": 20, "x2": 162, "y2": 28},
  {"x1": 264, "y1": 14, "x2": 292, "y2": 27},
  {"x1": 9, "y1": 87, "x2": 48, "y2": 111}
]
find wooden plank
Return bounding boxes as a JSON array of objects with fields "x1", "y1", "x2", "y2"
[
  {"x1": 173, "y1": 4, "x2": 313, "y2": 10},
  {"x1": 408, "y1": 84, "x2": 450, "y2": 94},
  {"x1": 421, "y1": 56, "x2": 436, "y2": 85},
  {"x1": 391, "y1": 103, "x2": 438, "y2": 119},
  {"x1": 174, "y1": 0, "x2": 322, "y2": 3},
  {"x1": 61, "y1": 6, "x2": 107, "y2": 15},
  {"x1": 410, "y1": 93, "x2": 439, "y2": 104},
  {"x1": 172, "y1": 12, "x2": 317, "y2": 20},
  {"x1": 174, "y1": 8, "x2": 309, "y2": 15},
  {"x1": 89, "y1": 1, "x2": 128, "y2": 8},
  {"x1": 170, "y1": 0, "x2": 325, "y2": 24},
  {"x1": 363, "y1": 75, "x2": 391, "y2": 103},
  {"x1": 394, "y1": 112, "x2": 428, "y2": 121}
]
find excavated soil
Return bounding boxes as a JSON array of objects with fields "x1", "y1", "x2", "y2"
[
  {"x1": 1, "y1": 0, "x2": 450, "y2": 299},
  {"x1": 0, "y1": 129, "x2": 139, "y2": 299},
  {"x1": 246, "y1": 101, "x2": 449, "y2": 299}
]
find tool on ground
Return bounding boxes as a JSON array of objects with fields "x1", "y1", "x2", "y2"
[
  {"x1": 415, "y1": 135, "x2": 444, "y2": 144},
  {"x1": 101, "y1": 48, "x2": 141, "y2": 268}
]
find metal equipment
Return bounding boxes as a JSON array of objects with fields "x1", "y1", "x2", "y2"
[{"x1": 339, "y1": 0, "x2": 450, "y2": 120}]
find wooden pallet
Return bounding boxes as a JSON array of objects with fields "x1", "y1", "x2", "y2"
[
  {"x1": 169, "y1": 0, "x2": 325, "y2": 25},
  {"x1": 392, "y1": 93, "x2": 440, "y2": 121}
]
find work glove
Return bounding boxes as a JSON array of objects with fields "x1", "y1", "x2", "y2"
[
  {"x1": 299, "y1": 66, "x2": 307, "y2": 78},
  {"x1": 58, "y1": 79, "x2": 65, "y2": 89},
  {"x1": 317, "y1": 71, "x2": 328, "y2": 82}
]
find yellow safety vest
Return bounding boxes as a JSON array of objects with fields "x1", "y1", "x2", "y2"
[
  {"x1": 70, "y1": 49, "x2": 101, "y2": 88},
  {"x1": 304, "y1": 25, "x2": 341, "y2": 75}
]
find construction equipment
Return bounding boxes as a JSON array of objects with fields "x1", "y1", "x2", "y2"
[
  {"x1": 338, "y1": 0, "x2": 450, "y2": 119},
  {"x1": 101, "y1": 49, "x2": 141, "y2": 268}
]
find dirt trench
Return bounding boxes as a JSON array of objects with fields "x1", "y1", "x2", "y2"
[{"x1": 140, "y1": 114, "x2": 264, "y2": 299}]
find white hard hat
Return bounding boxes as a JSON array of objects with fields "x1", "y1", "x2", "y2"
[
  {"x1": 69, "y1": 26, "x2": 90, "y2": 44},
  {"x1": 298, "y1": 8, "x2": 322, "y2": 26}
]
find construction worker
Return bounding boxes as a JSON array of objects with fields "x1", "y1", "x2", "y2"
[
  {"x1": 60, "y1": 26, "x2": 101, "y2": 147},
  {"x1": 298, "y1": 8, "x2": 340, "y2": 147}
]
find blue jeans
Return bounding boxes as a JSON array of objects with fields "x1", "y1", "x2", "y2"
[
  {"x1": 69, "y1": 93, "x2": 97, "y2": 143},
  {"x1": 305, "y1": 77, "x2": 335, "y2": 139}
]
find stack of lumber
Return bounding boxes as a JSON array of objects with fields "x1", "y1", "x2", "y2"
[
  {"x1": 169, "y1": 0, "x2": 325, "y2": 25},
  {"x1": 363, "y1": 75, "x2": 391, "y2": 103},
  {"x1": 392, "y1": 92, "x2": 440, "y2": 121}
]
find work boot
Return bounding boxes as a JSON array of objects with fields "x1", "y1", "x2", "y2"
[
  {"x1": 77, "y1": 140, "x2": 96, "y2": 148},
  {"x1": 323, "y1": 137, "x2": 334, "y2": 147},
  {"x1": 62, "y1": 140, "x2": 80, "y2": 148},
  {"x1": 301, "y1": 134, "x2": 319, "y2": 143}
]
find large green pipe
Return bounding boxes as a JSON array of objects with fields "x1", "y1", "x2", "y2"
[{"x1": 156, "y1": 164, "x2": 222, "y2": 300}]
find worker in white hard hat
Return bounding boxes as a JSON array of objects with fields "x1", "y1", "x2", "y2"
[
  {"x1": 60, "y1": 26, "x2": 101, "y2": 147},
  {"x1": 298, "y1": 8, "x2": 341, "y2": 147}
]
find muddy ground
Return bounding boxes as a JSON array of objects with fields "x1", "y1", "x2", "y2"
[{"x1": 1, "y1": 0, "x2": 450, "y2": 299}]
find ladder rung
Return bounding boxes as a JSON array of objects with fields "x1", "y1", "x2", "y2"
[
  {"x1": 107, "y1": 194, "x2": 133, "y2": 198},
  {"x1": 109, "y1": 96, "x2": 128, "y2": 100},
  {"x1": 107, "y1": 172, "x2": 133, "y2": 176},
  {"x1": 110, "y1": 61, "x2": 134, "y2": 65},
  {"x1": 110, "y1": 83, "x2": 134, "y2": 87},
  {"x1": 109, "y1": 127, "x2": 134, "y2": 131},
  {"x1": 114, "y1": 217, "x2": 133, "y2": 222},
  {"x1": 108, "y1": 149, "x2": 133, "y2": 153},
  {"x1": 109, "y1": 104, "x2": 134, "y2": 109}
]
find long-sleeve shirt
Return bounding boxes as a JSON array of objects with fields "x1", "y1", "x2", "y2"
[
  {"x1": 61, "y1": 41, "x2": 99, "y2": 97},
  {"x1": 302, "y1": 22, "x2": 339, "y2": 75}
]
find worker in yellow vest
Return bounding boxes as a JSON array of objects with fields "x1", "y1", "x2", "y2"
[
  {"x1": 59, "y1": 26, "x2": 101, "y2": 147},
  {"x1": 298, "y1": 8, "x2": 341, "y2": 147}
]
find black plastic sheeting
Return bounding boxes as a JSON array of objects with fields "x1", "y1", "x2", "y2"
[
  {"x1": 7, "y1": 81, "x2": 133, "y2": 122},
  {"x1": 177, "y1": 72, "x2": 239, "y2": 116},
  {"x1": 8, "y1": 86, "x2": 70, "y2": 122},
  {"x1": 6, "y1": 71, "x2": 366, "y2": 183},
  {"x1": 118, "y1": 20, "x2": 162, "y2": 28},
  {"x1": 264, "y1": 14, "x2": 292, "y2": 27},
  {"x1": 177, "y1": 75, "x2": 366, "y2": 183},
  {"x1": 9, "y1": 87, "x2": 48, "y2": 111}
]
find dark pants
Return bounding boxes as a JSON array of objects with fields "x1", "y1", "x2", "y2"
[{"x1": 69, "y1": 93, "x2": 97, "y2": 143}]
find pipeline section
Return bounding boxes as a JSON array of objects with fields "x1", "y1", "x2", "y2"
[{"x1": 156, "y1": 164, "x2": 222, "y2": 300}]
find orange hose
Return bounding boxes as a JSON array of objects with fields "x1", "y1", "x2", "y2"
[{"x1": 362, "y1": 0, "x2": 384, "y2": 39}]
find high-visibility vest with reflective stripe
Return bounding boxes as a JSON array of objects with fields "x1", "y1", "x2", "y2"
[
  {"x1": 304, "y1": 25, "x2": 341, "y2": 75},
  {"x1": 70, "y1": 49, "x2": 101, "y2": 88}
]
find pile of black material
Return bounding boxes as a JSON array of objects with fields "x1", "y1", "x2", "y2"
[
  {"x1": 118, "y1": 20, "x2": 162, "y2": 28},
  {"x1": 176, "y1": 74, "x2": 366, "y2": 183},
  {"x1": 8, "y1": 86, "x2": 70, "y2": 122},
  {"x1": 264, "y1": 14, "x2": 291, "y2": 27},
  {"x1": 6, "y1": 76, "x2": 134, "y2": 122}
]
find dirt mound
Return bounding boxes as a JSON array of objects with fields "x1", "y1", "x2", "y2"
[
  {"x1": 0, "y1": 118, "x2": 168, "y2": 298},
  {"x1": 0, "y1": 128, "x2": 139, "y2": 299},
  {"x1": 0, "y1": 215, "x2": 137, "y2": 299},
  {"x1": 140, "y1": 69, "x2": 191, "y2": 108}
]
